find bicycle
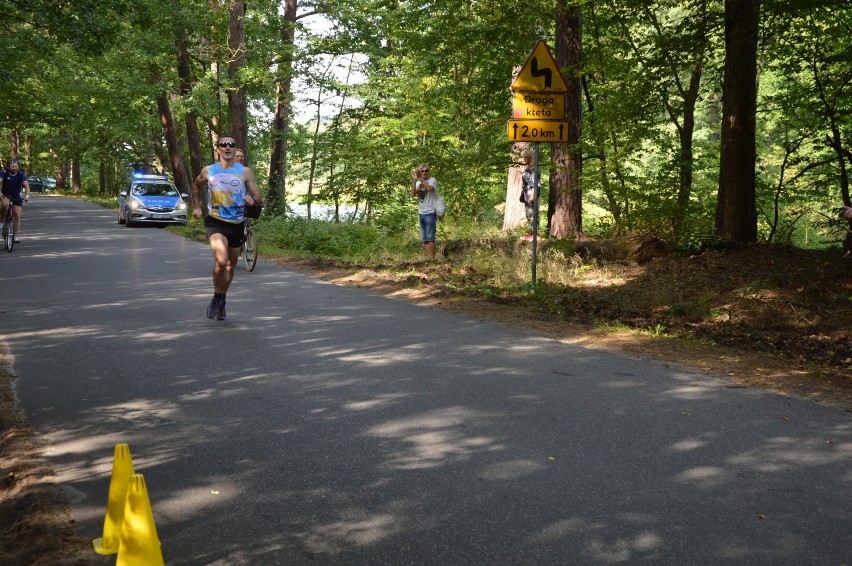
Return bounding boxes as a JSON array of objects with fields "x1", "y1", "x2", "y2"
[
  {"x1": 1, "y1": 196, "x2": 21, "y2": 252},
  {"x1": 242, "y1": 205, "x2": 262, "y2": 272}
]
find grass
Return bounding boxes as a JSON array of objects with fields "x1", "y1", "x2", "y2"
[{"x1": 165, "y1": 215, "x2": 649, "y2": 313}]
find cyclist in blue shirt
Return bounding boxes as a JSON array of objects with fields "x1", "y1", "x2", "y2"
[{"x1": 0, "y1": 160, "x2": 31, "y2": 243}]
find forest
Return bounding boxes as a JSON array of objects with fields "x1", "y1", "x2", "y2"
[{"x1": 2, "y1": 0, "x2": 852, "y2": 250}]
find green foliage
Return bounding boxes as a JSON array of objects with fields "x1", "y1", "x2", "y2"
[
  {"x1": 285, "y1": 0, "x2": 552, "y2": 224},
  {"x1": 258, "y1": 215, "x2": 415, "y2": 262},
  {"x1": 4, "y1": 0, "x2": 852, "y2": 253},
  {"x1": 374, "y1": 196, "x2": 418, "y2": 236}
]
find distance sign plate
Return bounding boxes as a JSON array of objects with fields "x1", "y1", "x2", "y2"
[{"x1": 507, "y1": 119, "x2": 571, "y2": 143}]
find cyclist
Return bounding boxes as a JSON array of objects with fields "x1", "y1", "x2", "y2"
[{"x1": 0, "y1": 159, "x2": 31, "y2": 243}]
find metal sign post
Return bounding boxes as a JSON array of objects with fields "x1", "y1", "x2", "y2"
[{"x1": 530, "y1": 142, "x2": 541, "y2": 293}]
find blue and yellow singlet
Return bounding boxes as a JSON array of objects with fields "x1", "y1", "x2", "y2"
[{"x1": 206, "y1": 162, "x2": 247, "y2": 223}]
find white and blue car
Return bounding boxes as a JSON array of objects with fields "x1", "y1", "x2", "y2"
[{"x1": 118, "y1": 174, "x2": 188, "y2": 227}]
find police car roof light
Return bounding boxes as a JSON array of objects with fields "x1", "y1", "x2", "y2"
[{"x1": 133, "y1": 173, "x2": 170, "y2": 181}]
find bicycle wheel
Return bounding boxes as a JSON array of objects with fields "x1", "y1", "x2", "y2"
[
  {"x1": 4, "y1": 222, "x2": 13, "y2": 252},
  {"x1": 242, "y1": 227, "x2": 257, "y2": 271}
]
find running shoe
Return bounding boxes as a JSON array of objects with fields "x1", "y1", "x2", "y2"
[
  {"x1": 206, "y1": 297, "x2": 220, "y2": 320},
  {"x1": 216, "y1": 299, "x2": 226, "y2": 321}
]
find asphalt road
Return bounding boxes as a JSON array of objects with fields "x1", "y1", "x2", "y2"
[{"x1": 4, "y1": 195, "x2": 851, "y2": 565}]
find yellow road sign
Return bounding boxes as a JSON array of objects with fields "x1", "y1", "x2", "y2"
[
  {"x1": 512, "y1": 92, "x2": 565, "y2": 119},
  {"x1": 507, "y1": 119, "x2": 571, "y2": 143},
  {"x1": 510, "y1": 40, "x2": 568, "y2": 93}
]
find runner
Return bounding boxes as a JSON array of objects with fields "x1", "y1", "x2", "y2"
[{"x1": 190, "y1": 134, "x2": 263, "y2": 320}]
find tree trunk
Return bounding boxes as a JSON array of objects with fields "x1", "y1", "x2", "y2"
[
  {"x1": 152, "y1": 65, "x2": 192, "y2": 195},
  {"x1": 716, "y1": 0, "x2": 760, "y2": 244},
  {"x1": 827, "y1": 141, "x2": 852, "y2": 250},
  {"x1": 672, "y1": 0, "x2": 707, "y2": 233},
  {"x1": 502, "y1": 143, "x2": 529, "y2": 232},
  {"x1": 206, "y1": 0, "x2": 222, "y2": 152},
  {"x1": 23, "y1": 136, "x2": 31, "y2": 172},
  {"x1": 268, "y1": 0, "x2": 297, "y2": 213},
  {"x1": 51, "y1": 147, "x2": 67, "y2": 190},
  {"x1": 99, "y1": 158, "x2": 107, "y2": 195},
  {"x1": 306, "y1": 90, "x2": 323, "y2": 220},
  {"x1": 549, "y1": 2, "x2": 584, "y2": 240},
  {"x1": 503, "y1": 63, "x2": 528, "y2": 232},
  {"x1": 228, "y1": 0, "x2": 248, "y2": 153},
  {"x1": 8, "y1": 129, "x2": 19, "y2": 159},
  {"x1": 71, "y1": 154, "x2": 81, "y2": 193},
  {"x1": 174, "y1": 0, "x2": 203, "y2": 179}
]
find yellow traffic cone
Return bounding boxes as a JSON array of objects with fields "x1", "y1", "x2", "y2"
[
  {"x1": 93, "y1": 443, "x2": 135, "y2": 555},
  {"x1": 116, "y1": 473, "x2": 164, "y2": 566}
]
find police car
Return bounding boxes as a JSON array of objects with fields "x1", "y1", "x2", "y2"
[{"x1": 118, "y1": 174, "x2": 188, "y2": 226}]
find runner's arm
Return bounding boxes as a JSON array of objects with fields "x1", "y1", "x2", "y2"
[
  {"x1": 243, "y1": 167, "x2": 263, "y2": 206},
  {"x1": 191, "y1": 167, "x2": 209, "y2": 218}
]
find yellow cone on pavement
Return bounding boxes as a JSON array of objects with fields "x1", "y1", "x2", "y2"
[
  {"x1": 116, "y1": 473, "x2": 164, "y2": 566},
  {"x1": 93, "y1": 443, "x2": 135, "y2": 555}
]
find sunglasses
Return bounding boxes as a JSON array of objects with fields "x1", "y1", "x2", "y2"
[
  {"x1": 419, "y1": 169, "x2": 430, "y2": 173},
  {"x1": 218, "y1": 142, "x2": 236, "y2": 148}
]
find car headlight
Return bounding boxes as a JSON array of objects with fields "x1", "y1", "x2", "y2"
[
  {"x1": 129, "y1": 200, "x2": 142, "y2": 209},
  {"x1": 176, "y1": 202, "x2": 187, "y2": 210}
]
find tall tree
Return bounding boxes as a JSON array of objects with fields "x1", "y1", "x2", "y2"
[
  {"x1": 174, "y1": 0, "x2": 204, "y2": 179},
  {"x1": 633, "y1": 0, "x2": 712, "y2": 232},
  {"x1": 669, "y1": 0, "x2": 711, "y2": 232},
  {"x1": 207, "y1": 0, "x2": 225, "y2": 148},
  {"x1": 716, "y1": 0, "x2": 760, "y2": 244},
  {"x1": 227, "y1": 0, "x2": 249, "y2": 150},
  {"x1": 268, "y1": 0, "x2": 298, "y2": 212},
  {"x1": 549, "y1": 1, "x2": 584, "y2": 239},
  {"x1": 152, "y1": 65, "x2": 193, "y2": 195}
]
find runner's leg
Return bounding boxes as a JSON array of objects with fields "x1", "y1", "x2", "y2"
[{"x1": 209, "y1": 233, "x2": 235, "y2": 294}]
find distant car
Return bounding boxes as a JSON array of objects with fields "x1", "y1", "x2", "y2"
[
  {"x1": 28, "y1": 176, "x2": 57, "y2": 193},
  {"x1": 118, "y1": 174, "x2": 188, "y2": 226}
]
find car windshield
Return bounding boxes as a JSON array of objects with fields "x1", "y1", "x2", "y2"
[{"x1": 133, "y1": 183, "x2": 178, "y2": 197}]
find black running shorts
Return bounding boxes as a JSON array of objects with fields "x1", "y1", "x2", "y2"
[{"x1": 204, "y1": 215, "x2": 246, "y2": 249}]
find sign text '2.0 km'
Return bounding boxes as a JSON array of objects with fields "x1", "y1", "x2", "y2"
[{"x1": 507, "y1": 119, "x2": 570, "y2": 143}]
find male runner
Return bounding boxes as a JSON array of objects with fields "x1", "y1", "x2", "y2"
[{"x1": 191, "y1": 135, "x2": 263, "y2": 320}]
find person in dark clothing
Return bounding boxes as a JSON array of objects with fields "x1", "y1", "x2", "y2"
[{"x1": 0, "y1": 160, "x2": 31, "y2": 243}]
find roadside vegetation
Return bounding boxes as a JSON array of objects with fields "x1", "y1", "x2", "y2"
[
  {"x1": 56, "y1": 183, "x2": 844, "y2": 382},
  {"x1": 169, "y1": 211, "x2": 851, "y2": 385},
  {"x1": 62, "y1": 191, "x2": 852, "y2": 385}
]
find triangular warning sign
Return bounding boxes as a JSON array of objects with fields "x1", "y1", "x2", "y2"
[{"x1": 510, "y1": 40, "x2": 568, "y2": 93}]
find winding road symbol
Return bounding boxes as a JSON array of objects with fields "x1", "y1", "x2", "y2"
[
  {"x1": 529, "y1": 57, "x2": 552, "y2": 90},
  {"x1": 510, "y1": 40, "x2": 568, "y2": 93}
]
